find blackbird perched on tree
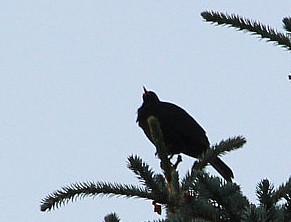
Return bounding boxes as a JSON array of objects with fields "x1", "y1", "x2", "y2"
[{"x1": 137, "y1": 87, "x2": 234, "y2": 181}]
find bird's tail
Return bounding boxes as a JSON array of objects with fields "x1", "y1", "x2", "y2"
[{"x1": 209, "y1": 157, "x2": 234, "y2": 182}]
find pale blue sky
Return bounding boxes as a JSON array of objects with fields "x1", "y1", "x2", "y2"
[{"x1": 0, "y1": 1, "x2": 291, "y2": 221}]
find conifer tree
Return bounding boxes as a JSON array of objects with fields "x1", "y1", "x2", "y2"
[
  {"x1": 200, "y1": 11, "x2": 291, "y2": 80},
  {"x1": 40, "y1": 116, "x2": 291, "y2": 221},
  {"x1": 40, "y1": 11, "x2": 291, "y2": 221}
]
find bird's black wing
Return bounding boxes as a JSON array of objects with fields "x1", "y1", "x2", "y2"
[{"x1": 158, "y1": 102, "x2": 210, "y2": 156}]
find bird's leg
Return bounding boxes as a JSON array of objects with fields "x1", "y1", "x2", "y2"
[{"x1": 173, "y1": 155, "x2": 182, "y2": 169}]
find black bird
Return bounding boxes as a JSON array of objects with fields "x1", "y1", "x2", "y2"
[{"x1": 137, "y1": 87, "x2": 234, "y2": 181}]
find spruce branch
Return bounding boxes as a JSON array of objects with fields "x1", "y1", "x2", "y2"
[
  {"x1": 283, "y1": 17, "x2": 291, "y2": 33},
  {"x1": 104, "y1": 213, "x2": 120, "y2": 222},
  {"x1": 193, "y1": 136, "x2": 246, "y2": 171},
  {"x1": 242, "y1": 204, "x2": 265, "y2": 222},
  {"x1": 188, "y1": 198, "x2": 220, "y2": 222},
  {"x1": 256, "y1": 179, "x2": 279, "y2": 221},
  {"x1": 201, "y1": 11, "x2": 291, "y2": 50},
  {"x1": 127, "y1": 155, "x2": 167, "y2": 196},
  {"x1": 147, "y1": 116, "x2": 172, "y2": 181},
  {"x1": 147, "y1": 116, "x2": 183, "y2": 219},
  {"x1": 273, "y1": 177, "x2": 291, "y2": 203},
  {"x1": 40, "y1": 181, "x2": 166, "y2": 212},
  {"x1": 256, "y1": 179, "x2": 274, "y2": 208},
  {"x1": 197, "y1": 173, "x2": 248, "y2": 221},
  {"x1": 181, "y1": 169, "x2": 198, "y2": 191},
  {"x1": 283, "y1": 191, "x2": 291, "y2": 221}
]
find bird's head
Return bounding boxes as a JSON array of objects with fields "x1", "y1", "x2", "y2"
[{"x1": 142, "y1": 86, "x2": 160, "y2": 105}]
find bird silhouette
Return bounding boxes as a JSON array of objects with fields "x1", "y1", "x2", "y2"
[{"x1": 137, "y1": 87, "x2": 234, "y2": 181}]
